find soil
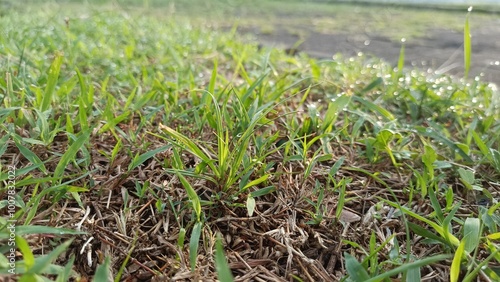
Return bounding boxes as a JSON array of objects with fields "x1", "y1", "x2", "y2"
[{"x1": 239, "y1": 20, "x2": 500, "y2": 86}]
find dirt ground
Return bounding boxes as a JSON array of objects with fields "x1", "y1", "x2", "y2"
[{"x1": 239, "y1": 17, "x2": 500, "y2": 86}]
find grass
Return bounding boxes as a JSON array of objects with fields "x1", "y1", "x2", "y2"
[{"x1": 1, "y1": 0, "x2": 500, "y2": 281}]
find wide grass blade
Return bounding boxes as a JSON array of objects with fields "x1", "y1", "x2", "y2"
[
  {"x1": 94, "y1": 257, "x2": 112, "y2": 282},
  {"x1": 189, "y1": 222, "x2": 203, "y2": 271},
  {"x1": 406, "y1": 265, "x2": 421, "y2": 282},
  {"x1": 344, "y1": 252, "x2": 370, "y2": 281},
  {"x1": 463, "y1": 217, "x2": 480, "y2": 253},
  {"x1": 16, "y1": 236, "x2": 35, "y2": 269},
  {"x1": 215, "y1": 234, "x2": 234, "y2": 282}
]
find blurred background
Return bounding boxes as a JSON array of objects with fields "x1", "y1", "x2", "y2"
[{"x1": 4, "y1": 0, "x2": 499, "y2": 84}]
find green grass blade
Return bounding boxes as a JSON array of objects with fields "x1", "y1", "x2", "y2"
[
  {"x1": 464, "y1": 8, "x2": 472, "y2": 78},
  {"x1": 40, "y1": 52, "x2": 63, "y2": 112},
  {"x1": 26, "y1": 239, "x2": 73, "y2": 275},
  {"x1": 94, "y1": 257, "x2": 111, "y2": 282},
  {"x1": 406, "y1": 265, "x2": 421, "y2": 282},
  {"x1": 56, "y1": 255, "x2": 75, "y2": 282},
  {"x1": 159, "y1": 124, "x2": 217, "y2": 177},
  {"x1": 241, "y1": 174, "x2": 269, "y2": 192},
  {"x1": 407, "y1": 222, "x2": 448, "y2": 245},
  {"x1": 128, "y1": 145, "x2": 171, "y2": 171},
  {"x1": 416, "y1": 126, "x2": 473, "y2": 163},
  {"x1": 397, "y1": 39, "x2": 406, "y2": 77},
  {"x1": 0, "y1": 134, "x2": 10, "y2": 158},
  {"x1": 450, "y1": 240, "x2": 466, "y2": 282},
  {"x1": 462, "y1": 249, "x2": 499, "y2": 282},
  {"x1": 344, "y1": 252, "x2": 370, "y2": 281},
  {"x1": 250, "y1": 186, "x2": 276, "y2": 198},
  {"x1": 0, "y1": 226, "x2": 86, "y2": 239},
  {"x1": 14, "y1": 140, "x2": 47, "y2": 174},
  {"x1": 365, "y1": 254, "x2": 451, "y2": 282},
  {"x1": 463, "y1": 217, "x2": 480, "y2": 253},
  {"x1": 189, "y1": 222, "x2": 203, "y2": 271},
  {"x1": 114, "y1": 234, "x2": 138, "y2": 282},
  {"x1": 383, "y1": 199, "x2": 459, "y2": 246},
  {"x1": 215, "y1": 233, "x2": 234, "y2": 282},
  {"x1": 54, "y1": 129, "x2": 91, "y2": 179},
  {"x1": 208, "y1": 60, "x2": 217, "y2": 95},
  {"x1": 16, "y1": 236, "x2": 35, "y2": 269},
  {"x1": 177, "y1": 173, "x2": 202, "y2": 222},
  {"x1": 329, "y1": 156, "x2": 345, "y2": 177},
  {"x1": 352, "y1": 96, "x2": 395, "y2": 121},
  {"x1": 428, "y1": 186, "x2": 444, "y2": 223}
]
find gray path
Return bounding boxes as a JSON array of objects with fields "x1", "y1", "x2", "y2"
[{"x1": 243, "y1": 23, "x2": 500, "y2": 86}]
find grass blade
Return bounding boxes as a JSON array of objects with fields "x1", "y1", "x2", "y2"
[
  {"x1": 189, "y1": 222, "x2": 203, "y2": 271},
  {"x1": 464, "y1": 7, "x2": 472, "y2": 78},
  {"x1": 0, "y1": 226, "x2": 86, "y2": 239},
  {"x1": 128, "y1": 145, "x2": 171, "y2": 171},
  {"x1": 159, "y1": 123, "x2": 217, "y2": 177},
  {"x1": 54, "y1": 129, "x2": 91, "y2": 179},
  {"x1": 177, "y1": 173, "x2": 202, "y2": 222},
  {"x1": 55, "y1": 255, "x2": 75, "y2": 282},
  {"x1": 463, "y1": 217, "x2": 480, "y2": 253},
  {"x1": 241, "y1": 174, "x2": 269, "y2": 192},
  {"x1": 344, "y1": 252, "x2": 370, "y2": 281},
  {"x1": 94, "y1": 257, "x2": 112, "y2": 282},
  {"x1": 215, "y1": 233, "x2": 234, "y2": 282},
  {"x1": 40, "y1": 52, "x2": 63, "y2": 112},
  {"x1": 450, "y1": 240, "x2": 466, "y2": 282},
  {"x1": 365, "y1": 254, "x2": 451, "y2": 282},
  {"x1": 16, "y1": 236, "x2": 35, "y2": 269},
  {"x1": 14, "y1": 140, "x2": 47, "y2": 174},
  {"x1": 26, "y1": 239, "x2": 73, "y2": 274}
]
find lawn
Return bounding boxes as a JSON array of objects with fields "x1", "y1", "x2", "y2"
[{"x1": 1, "y1": 0, "x2": 500, "y2": 281}]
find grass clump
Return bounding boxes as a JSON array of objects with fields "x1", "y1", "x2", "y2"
[{"x1": 1, "y1": 1, "x2": 500, "y2": 281}]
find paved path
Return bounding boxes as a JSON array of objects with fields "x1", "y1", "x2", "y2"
[{"x1": 242, "y1": 21, "x2": 500, "y2": 86}]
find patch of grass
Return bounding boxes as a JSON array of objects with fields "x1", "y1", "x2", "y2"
[{"x1": 1, "y1": 1, "x2": 500, "y2": 281}]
